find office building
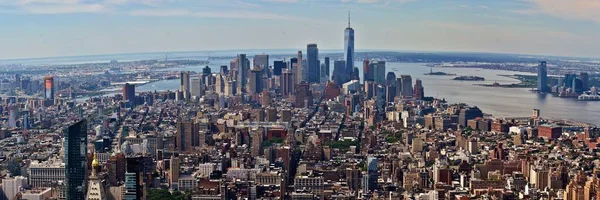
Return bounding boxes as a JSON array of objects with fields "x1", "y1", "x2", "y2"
[
  {"x1": 371, "y1": 61, "x2": 386, "y2": 85},
  {"x1": 86, "y1": 155, "x2": 106, "y2": 200},
  {"x1": 295, "y1": 83, "x2": 312, "y2": 108},
  {"x1": 363, "y1": 60, "x2": 373, "y2": 82},
  {"x1": 273, "y1": 60, "x2": 286, "y2": 76},
  {"x1": 190, "y1": 78, "x2": 202, "y2": 98},
  {"x1": 537, "y1": 61, "x2": 548, "y2": 92},
  {"x1": 281, "y1": 69, "x2": 295, "y2": 97},
  {"x1": 363, "y1": 157, "x2": 378, "y2": 193},
  {"x1": 249, "y1": 67, "x2": 264, "y2": 94},
  {"x1": 44, "y1": 76, "x2": 54, "y2": 100},
  {"x1": 122, "y1": 83, "x2": 135, "y2": 105},
  {"x1": 580, "y1": 72, "x2": 589, "y2": 91},
  {"x1": 323, "y1": 57, "x2": 330, "y2": 78},
  {"x1": 344, "y1": 12, "x2": 355, "y2": 79},
  {"x1": 400, "y1": 75, "x2": 413, "y2": 98},
  {"x1": 386, "y1": 72, "x2": 396, "y2": 86},
  {"x1": 220, "y1": 65, "x2": 228, "y2": 75},
  {"x1": 333, "y1": 60, "x2": 346, "y2": 86},
  {"x1": 296, "y1": 51, "x2": 303, "y2": 84},
  {"x1": 215, "y1": 74, "x2": 225, "y2": 95},
  {"x1": 180, "y1": 71, "x2": 190, "y2": 98},
  {"x1": 2, "y1": 176, "x2": 28, "y2": 200},
  {"x1": 170, "y1": 155, "x2": 180, "y2": 189},
  {"x1": 459, "y1": 107, "x2": 483, "y2": 127},
  {"x1": 65, "y1": 119, "x2": 88, "y2": 200},
  {"x1": 414, "y1": 79, "x2": 424, "y2": 100},
  {"x1": 253, "y1": 54, "x2": 270, "y2": 77},
  {"x1": 175, "y1": 120, "x2": 200, "y2": 152},
  {"x1": 306, "y1": 44, "x2": 320, "y2": 83},
  {"x1": 28, "y1": 158, "x2": 66, "y2": 187},
  {"x1": 237, "y1": 54, "x2": 250, "y2": 92},
  {"x1": 201, "y1": 66, "x2": 212, "y2": 86}
]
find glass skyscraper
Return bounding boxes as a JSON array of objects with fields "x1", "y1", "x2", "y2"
[
  {"x1": 344, "y1": 13, "x2": 354, "y2": 78},
  {"x1": 537, "y1": 61, "x2": 548, "y2": 92},
  {"x1": 65, "y1": 119, "x2": 88, "y2": 200},
  {"x1": 307, "y1": 44, "x2": 320, "y2": 83}
]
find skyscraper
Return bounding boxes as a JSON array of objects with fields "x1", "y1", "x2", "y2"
[
  {"x1": 307, "y1": 44, "x2": 320, "y2": 83},
  {"x1": 237, "y1": 54, "x2": 250, "y2": 93},
  {"x1": 386, "y1": 72, "x2": 396, "y2": 86},
  {"x1": 44, "y1": 76, "x2": 54, "y2": 100},
  {"x1": 296, "y1": 51, "x2": 303, "y2": 84},
  {"x1": 253, "y1": 54, "x2": 270, "y2": 78},
  {"x1": 122, "y1": 83, "x2": 135, "y2": 104},
  {"x1": 333, "y1": 60, "x2": 346, "y2": 87},
  {"x1": 344, "y1": 12, "x2": 355, "y2": 79},
  {"x1": 273, "y1": 60, "x2": 286, "y2": 76},
  {"x1": 65, "y1": 119, "x2": 88, "y2": 200},
  {"x1": 537, "y1": 61, "x2": 548, "y2": 92},
  {"x1": 363, "y1": 60, "x2": 373, "y2": 82},
  {"x1": 414, "y1": 79, "x2": 424, "y2": 100},
  {"x1": 371, "y1": 61, "x2": 386, "y2": 85},
  {"x1": 201, "y1": 66, "x2": 211, "y2": 86},
  {"x1": 281, "y1": 69, "x2": 295, "y2": 97},
  {"x1": 249, "y1": 67, "x2": 264, "y2": 94},
  {"x1": 175, "y1": 120, "x2": 199, "y2": 152},
  {"x1": 324, "y1": 57, "x2": 330, "y2": 78},
  {"x1": 180, "y1": 71, "x2": 190, "y2": 98},
  {"x1": 400, "y1": 75, "x2": 413, "y2": 98},
  {"x1": 580, "y1": 72, "x2": 589, "y2": 91}
]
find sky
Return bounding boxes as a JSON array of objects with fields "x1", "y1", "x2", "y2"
[{"x1": 0, "y1": 0, "x2": 599, "y2": 59}]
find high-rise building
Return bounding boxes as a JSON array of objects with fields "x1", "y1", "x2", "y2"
[
  {"x1": 307, "y1": 44, "x2": 320, "y2": 83},
  {"x1": 237, "y1": 54, "x2": 250, "y2": 92},
  {"x1": 363, "y1": 60, "x2": 372, "y2": 82},
  {"x1": 253, "y1": 54, "x2": 270, "y2": 78},
  {"x1": 371, "y1": 61, "x2": 386, "y2": 85},
  {"x1": 65, "y1": 119, "x2": 88, "y2": 200},
  {"x1": 324, "y1": 57, "x2": 330, "y2": 78},
  {"x1": 459, "y1": 107, "x2": 483, "y2": 127},
  {"x1": 249, "y1": 67, "x2": 264, "y2": 94},
  {"x1": 295, "y1": 83, "x2": 312, "y2": 108},
  {"x1": 580, "y1": 72, "x2": 589, "y2": 91},
  {"x1": 215, "y1": 74, "x2": 225, "y2": 95},
  {"x1": 296, "y1": 51, "x2": 303, "y2": 84},
  {"x1": 386, "y1": 72, "x2": 396, "y2": 86},
  {"x1": 344, "y1": 12, "x2": 355, "y2": 79},
  {"x1": 122, "y1": 83, "x2": 135, "y2": 105},
  {"x1": 363, "y1": 156, "x2": 378, "y2": 193},
  {"x1": 400, "y1": 75, "x2": 413, "y2": 98},
  {"x1": 414, "y1": 79, "x2": 424, "y2": 100},
  {"x1": 220, "y1": 65, "x2": 228, "y2": 75},
  {"x1": 2, "y1": 176, "x2": 28, "y2": 200},
  {"x1": 201, "y1": 66, "x2": 212, "y2": 86},
  {"x1": 273, "y1": 60, "x2": 286, "y2": 76},
  {"x1": 86, "y1": 154, "x2": 106, "y2": 200},
  {"x1": 170, "y1": 155, "x2": 180, "y2": 189},
  {"x1": 281, "y1": 69, "x2": 295, "y2": 97},
  {"x1": 175, "y1": 121, "x2": 199, "y2": 152},
  {"x1": 333, "y1": 60, "x2": 346, "y2": 87},
  {"x1": 180, "y1": 71, "x2": 190, "y2": 98},
  {"x1": 190, "y1": 78, "x2": 203, "y2": 98},
  {"x1": 44, "y1": 76, "x2": 54, "y2": 100},
  {"x1": 351, "y1": 67, "x2": 360, "y2": 81},
  {"x1": 537, "y1": 61, "x2": 548, "y2": 92}
]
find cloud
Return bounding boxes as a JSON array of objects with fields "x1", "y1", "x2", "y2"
[
  {"x1": 517, "y1": 0, "x2": 600, "y2": 22},
  {"x1": 23, "y1": 3, "x2": 106, "y2": 14},
  {"x1": 341, "y1": 0, "x2": 417, "y2": 4},
  {"x1": 129, "y1": 9, "x2": 315, "y2": 21},
  {"x1": 261, "y1": 0, "x2": 298, "y2": 3}
]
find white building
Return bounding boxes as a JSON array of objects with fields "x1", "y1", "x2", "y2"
[
  {"x1": 27, "y1": 158, "x2": 65, "y2": 188},
  {"x1": 2, "y1": 176, "x2": 28, "y2": 200},
  {"x1": 342, "y1": 80, "x2": 360, "y2": 94}
]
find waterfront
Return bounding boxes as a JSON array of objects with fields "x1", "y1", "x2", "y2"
[{"x1": 106, "y1": 61, "x2": 600, "y2": 125}]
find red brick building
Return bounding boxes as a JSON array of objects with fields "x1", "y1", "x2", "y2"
[{"x1": 538, "y1": 125, "x2": 562, "y2": 139}]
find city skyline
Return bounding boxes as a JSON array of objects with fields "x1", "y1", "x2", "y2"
[{"x1": 1, "y1": 0, "x2": 600, "y2": 59}]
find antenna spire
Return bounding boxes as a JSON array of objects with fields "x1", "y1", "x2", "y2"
[{"x1": 348, "y1": 11, "x2": 351, "y2": 28}]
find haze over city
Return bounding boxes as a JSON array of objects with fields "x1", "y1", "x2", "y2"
[{"x1": 1, "y1": 0, "x2": 600, "y2": 59}]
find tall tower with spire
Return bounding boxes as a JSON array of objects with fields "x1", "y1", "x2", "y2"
[
  {"x1": 344, "y1": 11, "x2": 355, "y2": 79},
  {"x1": 86, "y1": 153, "x2": 107, "y2": 200}
]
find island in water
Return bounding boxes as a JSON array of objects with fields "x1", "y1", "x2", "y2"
[
  {"x1": 453, "y1": 76, "x2": 485, "y2": 81},
  {"x1": 423, "y1": 67, "x2": 457, "y2": 76}
]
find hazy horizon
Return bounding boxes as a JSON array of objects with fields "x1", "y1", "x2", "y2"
[{"x1": 2, "y1": 0, "x2": 600, "y2": 59}]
